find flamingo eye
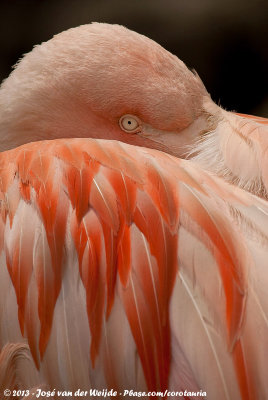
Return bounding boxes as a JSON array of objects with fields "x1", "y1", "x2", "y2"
[{"x1": 119, "y1": 115, "x2": 140, "y2": 132}]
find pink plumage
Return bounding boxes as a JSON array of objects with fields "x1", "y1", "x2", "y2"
[{"x1": 0, "y1": 23, "x2": 267, "y2": 400}]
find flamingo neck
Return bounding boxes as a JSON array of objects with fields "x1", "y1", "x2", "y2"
[{"x1": 189, "y1": 100, "x2": 266, "y2": 198}]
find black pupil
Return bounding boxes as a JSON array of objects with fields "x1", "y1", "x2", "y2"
[{"x1": 128, "y1": 120, "x2": 132, "y2": 124}]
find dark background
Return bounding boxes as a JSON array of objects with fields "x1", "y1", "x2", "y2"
[{"x1": 1, "y1": 0, "x2": 267, "y2": 116}]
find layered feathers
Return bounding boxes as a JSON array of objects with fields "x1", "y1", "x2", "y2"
[
  {"x1": 0, "y1": 139, "x2": 267, "y2": 399},
  {"x1": 190, "y1": 106, "x2": 268, "y2": 199},
  {"x1": 0, "y1": 22, "x2": 267, "y2": 400}
]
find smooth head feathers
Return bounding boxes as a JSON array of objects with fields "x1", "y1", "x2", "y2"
[
  {"x1": 0, "y1": 23, "x2": 208, "y2": 153},
  {"x1": 0, "y1": 23, "x2": 209, "y2": 154},
  {"x1": 1, "y1": 22, "x2": 267, "y2": 199}
]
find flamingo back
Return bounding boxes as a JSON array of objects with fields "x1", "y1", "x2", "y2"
[{"x1": 0, "y1": 138, "x2": 267, "y2": 400}]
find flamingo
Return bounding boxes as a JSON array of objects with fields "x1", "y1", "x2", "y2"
[
  {"x1": 1, "y1": 23, "x2": 267, "y2": 197},
  {"x1": 0, "y1": 23, "x2": 267, "y2": 400}
]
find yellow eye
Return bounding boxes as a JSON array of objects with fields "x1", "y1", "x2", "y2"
[{"x1": 119, "y1": 115, "x2": 140, "y2": 132}]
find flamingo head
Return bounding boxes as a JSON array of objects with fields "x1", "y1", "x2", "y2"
[{"x1": 0, "y1": 23, "x2": 214, "y2": 154}]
